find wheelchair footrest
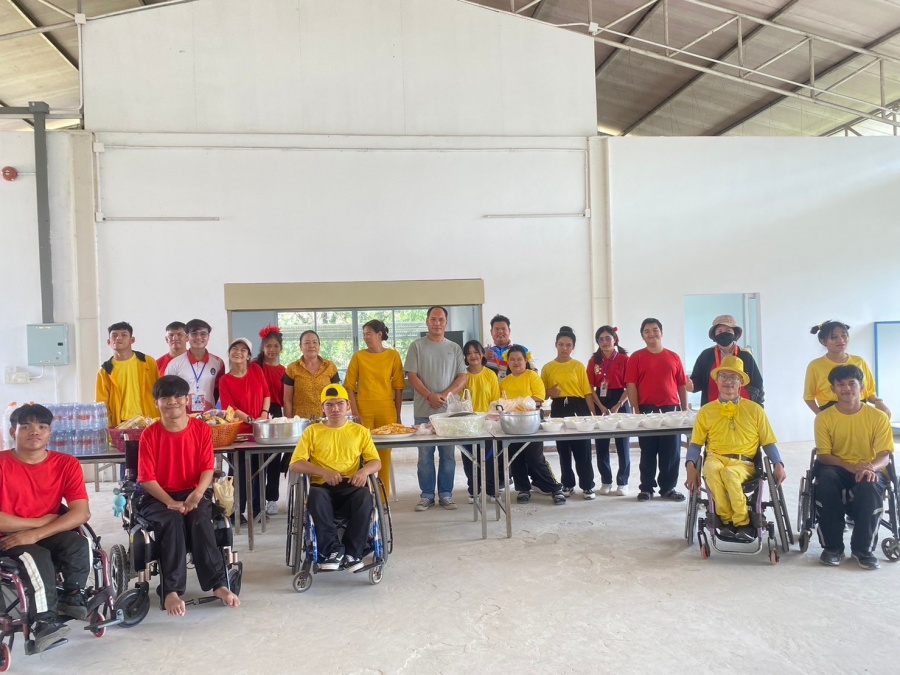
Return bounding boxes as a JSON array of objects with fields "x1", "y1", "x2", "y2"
[
  {"x1": 83, "y1": 610, "x2": 125, "y2": 631},
  {"x1": 184, "y1": 595, "x2": 221, "y2": 607}
]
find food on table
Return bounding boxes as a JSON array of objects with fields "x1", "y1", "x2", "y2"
[{"x1": 371, "y1": 422, "x2": 418, "y2": 436}]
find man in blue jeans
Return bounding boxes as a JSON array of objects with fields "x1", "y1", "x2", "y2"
[{"x1": 405, "y1": 306, "x2": 468, "y2": 511}]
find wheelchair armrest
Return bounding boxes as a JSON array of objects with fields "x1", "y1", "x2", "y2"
[{"x1": 0, "y1": 557, "x2": 19, "y2": 572}]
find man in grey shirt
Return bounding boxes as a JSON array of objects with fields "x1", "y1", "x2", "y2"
[{"x1": 405, "y1": 306, "x2": 468, "y2": 511}]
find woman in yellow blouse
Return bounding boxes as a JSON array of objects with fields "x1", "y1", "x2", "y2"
[
  {"x1": 345, "y1": 320, "x2": 405, "y2": 497},
  {"x1": 461, "y1": 340, "x2": 501, "y2": 502},
  {"x1": 541, "y1": 326, "x2": 597, "y2": 499},
  {"x1": 804, "y1": 320, "x2": 890, "y2": 417},
  {"x1": 503, "y1": 345, "x2": 566, "y2": 505},
  {"x1": 283, "y1": 330, "x2": 340, "y2": 419}
]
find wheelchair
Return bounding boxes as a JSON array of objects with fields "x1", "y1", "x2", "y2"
[
  {"x1": 107, "y1": 442, "x2": 242, "y2": 627},
  {"x1": 286, "y1": 474, "x2": 392, "y2": 592},
  {"x1": 796, "y1": 449, "x2": 900, "y2": 561},
  {"x1": 0, "y1": 522, "x2": 118, "y2": 669},
  {"x1": 684, "y1": 451, "x2": 793, "y2": 564}
]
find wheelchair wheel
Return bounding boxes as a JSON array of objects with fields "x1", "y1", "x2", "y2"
[
  {"x1": 881, "y1": 537, "x2": 900, "y2": 562},
  {"x1": 292, "y1": 570, "x2": 312, "y2": 593},
  {"x1": 109, "y1": 543, "x2": 129, "y2": 600},
  {"x1": 227, "y1": 563, "x2": 243, "y2": 596},
  {"x1": 798, "y1": 530, "x2": 811, "y2": 553},
  {"x1": 768, "y1": 538, "x2": 779, "y2": 565},
  {"x1": 375, "y1": 478, "x2": 393, "y2": 555},
  {"x1": 684, "y1": 489, "x2": 700, "y2": 545},
  {"x1": 88, "y1": 608, "x2": 107, "y2": 638},
  {"x1": 765, "y1": 460, "x2": 793, "y2": 553},
  {"x1": 698, "y1": 527, "x2": 710, "y2": 559},
  {"x1": 114, "y1": 587, "x2": 151, "y2": 628},
  {"x1": 0, "y1": 642, "x2": 10, "y2": 672},
  {"x1": 369, "y1": 565, "x2": 384, "y2": 585}
]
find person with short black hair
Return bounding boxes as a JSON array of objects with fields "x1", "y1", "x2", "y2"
[
  {"x1": 137, "y1": 376, "x2": 240, "y2": 615},
  {"x1": 625, "y1": 318, "x2": 689, "y2": 502},
  {"x1": 0, "y1": 404, "x2": 91, "y2": 652},
  {"x1": 256, "y1": 326, "x2": 287, "y2": 515},
  {"x1": 485, "y1": 314, "x2": 533, "y2": 380},
  {"x1": 96, "y1": 321, "x2": 160, "y2": 426},
  {"x1": 164, "y1": 318, "x2": 225, "y2": 413},
  {"x1": 157, "y1": 321, "x2": 187, "y2": 376},
  {"x1": 813, "y1": 364, "x2": 894, "y2": 570},
  {"x1": 289, "y1": 384, "x2": 382, "y2": 572}
]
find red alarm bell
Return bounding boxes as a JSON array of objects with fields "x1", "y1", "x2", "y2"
[{"x1": 1, "y1": 166, "x2": 17, "y2": 181}]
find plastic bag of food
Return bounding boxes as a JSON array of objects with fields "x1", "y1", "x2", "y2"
[
  {"x1": 213, "y1": 476, "x2": 235, "y2": 517},
  {"x1": 447, "y1": 390, "x2": 473, "y2": 414},
  {"x1": 493, "y1": 396, "x2": 536, "y2": 413}
]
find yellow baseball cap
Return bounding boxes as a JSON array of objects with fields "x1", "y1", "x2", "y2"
[{"x1": 320, "y1": 384, "x2": 349, "y2": 403}]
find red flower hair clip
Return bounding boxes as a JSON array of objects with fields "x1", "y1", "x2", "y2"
[{"x1": 258, "y1": 325, "x2": 282, "y2": 339}]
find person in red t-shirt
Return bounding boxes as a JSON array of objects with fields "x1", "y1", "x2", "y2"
[
  {"x1": 255, "y1": 326, "x2": 287, "y2": 515},
  {"x1": 0, "y1": 404, "x2": 91, "y2": 652},
  {"x1": 137, "y1": 376, "x2": 240, "y2": 616},
  {"x1": 156, "y1": 321, "x2": 188, "y2": 376},
  {"x1": 625, "y1": 318, "x2": 688, "y2": 503},
  {"x1": 218, "y1": 337, "x2": 270, "y2": 523}
]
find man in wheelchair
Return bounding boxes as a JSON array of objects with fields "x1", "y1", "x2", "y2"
[
  {"x1": 814, "y1": 364, "x2": 894, "y2": 570},
  {"x1": 685, "y1": 357, "x2": 786, "y2": 542},
  {"x1": 0, "y1": 404, "x2": 91, "y2": 652},
  {"x1": 289, "y1": 384, "x2": 381, "y2": 573},
  {"x1": 137, "y1": 376, "x2": 240, "y2": 615}
]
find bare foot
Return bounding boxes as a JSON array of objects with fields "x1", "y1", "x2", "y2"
[
  {"x1": 213, "y1": 586, "x2": 240, "y2": 608},
  {"x1": 164, "y1": 592, "x2": 186, "y2": 617}
]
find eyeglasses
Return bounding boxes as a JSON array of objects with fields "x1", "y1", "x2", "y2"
[
  {"x1": 718, "y1": 375, "x2": 743, "y2": 383},
  {"x1": 189, "y1": 331, "x2": 210, "y2": 338}
]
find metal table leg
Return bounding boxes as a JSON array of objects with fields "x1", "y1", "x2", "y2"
[{"x1": 244, "y1": 450, "x2": 254, "y2": 552}]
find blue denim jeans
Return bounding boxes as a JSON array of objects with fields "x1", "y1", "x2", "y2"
[{"x1": 415, "y1": 416, "x2": 456, "y2": 499}]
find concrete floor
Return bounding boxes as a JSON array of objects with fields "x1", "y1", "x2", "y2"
[{"x1": 10, "y1": 440, "x2": 900, "y2": 674}]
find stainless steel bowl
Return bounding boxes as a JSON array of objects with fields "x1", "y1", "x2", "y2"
[
  {"x1": 499, "y1": 410, "x2": 542, "y2": 435},
  {"x1": 252, "y1": 419, "x2": 312, "y2": 445}
]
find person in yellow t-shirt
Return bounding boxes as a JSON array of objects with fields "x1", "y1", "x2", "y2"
[
  {"x1": 289, "y1": 384, "x2": 381, "y2": 572},
  {"x1": 803, "y1": 320, "x2": 890, "y2": 418},
  {"x1": 345, "y1": 320, "x2": 406, "y2": 498},
  {"x1": 503, "y1": 345, "x2": 566, "y2": 505},
  {"x1": 541, "y1": 326, "x2": 597, "y2": 499},
  {"x1": 95, "y1": 321, "x2": 160, "y2": 427},
  {"x1": 685, "y1": 356, "x2": 786, "y2": 542},
  {"x1": 461, "y1": 340, "x2": 502, "y2": 502},
  {"x1": 813, "y1": 364, "x2": 894, "y2": 570}
]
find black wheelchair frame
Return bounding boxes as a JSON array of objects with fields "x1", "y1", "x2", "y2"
[
  {"x1": 107, "y1": 441, "x2": 243, "y2": 627},
  {"x1": 796, "y1": 449, "x2": 900, "y2": 561},
  {"x1": 0, "y1": 522, "x2": 119, "y2": 670},
  {"x1": 684, "y1": 451, "x2": 793, "y2": 564},
  {"x1": 286, "y1": 473, "x2": 392, "y2": 592}
]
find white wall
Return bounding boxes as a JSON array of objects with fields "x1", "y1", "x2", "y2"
[
  {"x1": 82, "y1": 0, "x2": 597, "y2": 137},
  {"x1": 93, "y1": 133, "x2": 594, "y2": 368},
  {"x1": 603, "y1": 136, "x2": 900, "y2": 442},
  {"x1": 0, "y1": 132, "x2": 83, "y2": 407}
]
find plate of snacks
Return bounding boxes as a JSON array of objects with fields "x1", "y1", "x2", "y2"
[{"x1": 370, "y1": 422, "x2": 419, "y2": 441}]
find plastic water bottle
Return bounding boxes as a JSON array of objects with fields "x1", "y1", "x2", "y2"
[{"x1": 1, "y1": 402, "x2": 17, "y2": 450}]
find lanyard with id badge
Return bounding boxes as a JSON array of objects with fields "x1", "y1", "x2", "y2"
[
  {"x1": 190, "y1": 359, "x2": 208, "y2": 411},
  {"x1": 597, "y1": 351, "x2": 617, "y2": 397}
]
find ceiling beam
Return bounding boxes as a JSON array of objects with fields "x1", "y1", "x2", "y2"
[
  {"x1": 594, "y1": 1, "x2": 661, "y2": 79},
  {"x1": 620, "y1": 0, "x2": 802, "y2": 135},
  {"x1": 713, "y1": 24, "x2": 900, "y2": 135},
  {"x1": 818, "y1": 95, "x2": 900, "y2": 136},
  {"x1": 6, "y1": 0, "x2": 78, "y2": 70},
  {"x1": 0, "y1": 97, "x2": 34, "y2": 127},
  {"x1": 530, "y1": 0, "x2": 546, "y2": 20}
]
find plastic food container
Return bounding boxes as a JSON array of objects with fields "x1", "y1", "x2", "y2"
[
  {"x1": 595, "y1": 417, "x2": 618, "y2": 432},
  {"x1": 540, "y1": 420, "x2": 564, "y2": 432},
  {"x1": 618, "y1": 416, "x2": 642, "y2": 431},
  {"x1": 429, "y1": 412, "x2": 487, "y2": 438},
  {"x1": 640, "y1": 414, "x2": 665, "y2": 429},
  {"x1": 662, "y1": 412, "x2": 686, "y2": 427},
  {"x1": 252, "y1": 419, "x2": 312, "y2": 445},
  {"x1": 563, "y1": 417, "x2": 585, "y2": 429},
  {"x1": 499, "y1": 410, "x2": 542, "y2": 435},
  {"x1": 574, "y1": 420, "x2": 595, "y2": 432}
]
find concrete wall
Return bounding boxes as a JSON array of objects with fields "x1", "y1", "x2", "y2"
[{"x1": 82, "y1": 0, "x2": 597, "y2": 137}]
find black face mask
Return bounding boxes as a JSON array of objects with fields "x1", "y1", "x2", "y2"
[{"x1": 714, "y1": 332, "x2": 736, "y2": 347}]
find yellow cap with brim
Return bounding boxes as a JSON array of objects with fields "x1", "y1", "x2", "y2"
[{"x1": 320, "y1": 384, "x2": 350, "y2": 403}]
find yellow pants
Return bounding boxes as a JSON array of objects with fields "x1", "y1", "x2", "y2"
[
  {"x1": 358, "y1": 400, "x2": 398, "y2": 499},
  {"x1": 703, "y1": 454, "x2": 756, "y2": 526}
]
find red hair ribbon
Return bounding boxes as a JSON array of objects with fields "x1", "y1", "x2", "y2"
[
  {"x1": 258, "y1": 325, "x2": 282, "y2": 339},
  {"x1": 613, "y1": 326, "x2": 618, "y2": 332}
]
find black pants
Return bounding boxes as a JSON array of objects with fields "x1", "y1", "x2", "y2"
[
  {"x1": 551, "y1": 397, "x2": 595, "y2": 491},
  {"x1": 138, "y1": 490, "x2": 227, "y2": 596},
  {"x1": 238, "y1": 455, "x2": 262, "y2": 516},
  {"x1": 307, "y1": 482, "x2": 372, "y2": 559},
  {"x1": 3, "y1": 531, "x2": 91, "y2": 620},
  {"x1": 509, "y1": 442, "x2": 562, "y2": 494},
  {"x1": 595, "y1": 389, "x2": 631, "y2": 485},
  {"x1": 461, "y1": 442, "x2": 503, "y2": 497},
  {"x1": 814, "y1": 462, "x2": 888, "y2": 553},
  {"x1": 637, "y1": 404, "x2": 680, "y2": 494}
]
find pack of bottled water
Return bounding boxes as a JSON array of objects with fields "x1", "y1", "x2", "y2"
[{"x1": 45, "y1": 403, "x2": 110, "y2": 456}]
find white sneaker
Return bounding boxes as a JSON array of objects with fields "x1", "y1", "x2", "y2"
[
  {"x1": 467, "y1": 494, "x2": 474, "y2": 504},
  {"x1": 583, "y1": 489, "x2": 596, "y2": 500},
  {"x1": 266, "y1": 501, "x2": 279, "y2": 516},
  {"x1": 613, "y1": 485, "x2": 629, "y2": 496},
  {"x1": 599, "y1": 484, "x2": 613, "y2": 495}
]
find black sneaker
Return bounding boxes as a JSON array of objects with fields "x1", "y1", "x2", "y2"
[
  {"x1": 319, "y1": 551, "x2": 343, "y2": 571},
  {"x1": 819, "y1": 549, "x2": 844, "y2": 566},
  {"x1": 637, "y1": 491, "x2": 652, "y2": 502},
  {"x1": 660, "y1": 489, "x2": 686, "y2": 502},
  {"x1": 517, "y1": 491, "x2": 531, "y2": 504},
  {"x1": 851, "y1": 551, "x2": 880, "y2": 570},
  {"x1": 57, "y1": 590, "x2": 88, "y2": 620},
  {"x1": 342, "y1": 555, "x2": 365, "y2": 573},
  {"x1": 552, "y1": 490, "x2": 566, "y2": 505},
  {"x1": 733, "y1": 525, "x2": 756, "y2": 542},
  {"x1": 717, "y1": 524, "x2": 737, "y2": 540},
  {"x1": 32, "y1": 619, "x2": 70, "y2": 653}
]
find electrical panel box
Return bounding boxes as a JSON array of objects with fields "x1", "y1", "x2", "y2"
[{"x1": 27, "y1": 323, "x2": 70, "y2": 366}]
